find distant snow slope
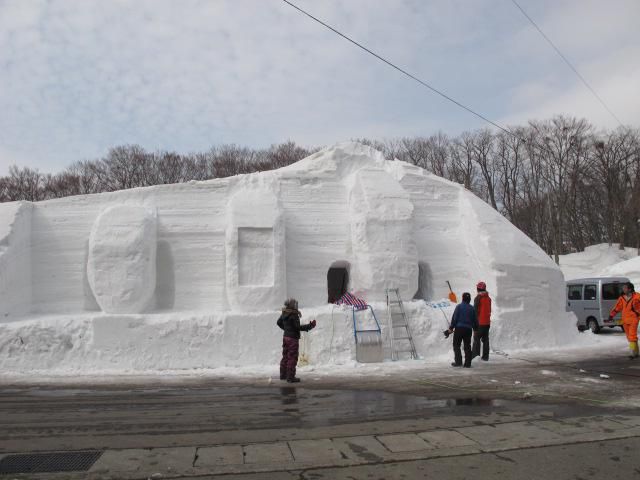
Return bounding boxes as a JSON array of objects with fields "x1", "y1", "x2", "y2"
[
  {"x1": 559, "y1": 244, "x2": 637, "y2": 280},
  {"x1": 601, "y1": 256, "x2": 640, "y2": 285}
]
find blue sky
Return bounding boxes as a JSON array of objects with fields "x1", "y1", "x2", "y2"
[{"x1": 0, "y1": 0, "x2": 638, "y2": 174}]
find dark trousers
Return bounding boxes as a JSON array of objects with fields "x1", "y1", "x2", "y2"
[
  {"x1": 453, "y1": 328, "x2": 472, "y2": 367},
  {"x1": 280, "y1": 337, "x2": 299, "y2": 380},
  {"x1": 472, "y1": 325, "x2": 490, "y2": 360}
]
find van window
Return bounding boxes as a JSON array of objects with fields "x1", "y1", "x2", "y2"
[
  {"x1": 584, "y1": 285, "x2": 597, "y2": 300},
  {"x1": 602, "y1": 283, "x2": 622, "y2": 300},
  {"x1": 568, "y1": 285, "x2": 583, "y2": 300}
]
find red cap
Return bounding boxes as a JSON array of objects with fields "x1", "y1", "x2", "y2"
[{"x1": 476, "y1": 281, "x2": 487, "y2": 290}]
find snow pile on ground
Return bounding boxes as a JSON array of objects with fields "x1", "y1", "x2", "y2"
[
  {"x1": 559, "y1": 244, "x2": 638, "y2": 280},
  {"x1": 601, "y1": 256, "x2": 640, "y2": 285},
  {"x1": 0, "y1": 142, "x2": 588, "y2": 375}
]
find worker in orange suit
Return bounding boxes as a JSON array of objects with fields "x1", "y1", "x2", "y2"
[{"x1": 609, "y1": 282, "x2": 640, "y2": 359}]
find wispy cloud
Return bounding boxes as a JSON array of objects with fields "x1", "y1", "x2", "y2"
[{"x1": 0, "y1": 0, "x2": 638, "y2": 174}]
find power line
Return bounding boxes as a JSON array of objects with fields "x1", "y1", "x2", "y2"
[
  {"x1": 281, "y1": 0, "x2": 518, "y2": 139},
  {"x1": 510, "y1": 0, "x2": 623, "y2": 126}
]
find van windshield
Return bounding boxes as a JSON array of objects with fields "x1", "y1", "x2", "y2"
[{"x1": 602, "y1": 283, "x2": 622, "y2": 300}]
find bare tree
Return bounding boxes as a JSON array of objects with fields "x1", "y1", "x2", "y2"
[
  {"x1": 496, "y1": 129, "x2": 526, "y2": 221},
  {"x1": 470, "y1": 129, "x2": 499, "y2": 209},
  {"x1": 449, "y1": 134, "x2": 476, "y2": 190},
  {"x1": 529, "y1": 116, "x2": 592, "y2": 262},
  {"x1": 6, "y1": 166, "x2": 44, "y2": 201}
]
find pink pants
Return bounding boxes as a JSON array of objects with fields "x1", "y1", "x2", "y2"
[{"x1": 280, "y1": 337, "x2": 299, "y2": 380}]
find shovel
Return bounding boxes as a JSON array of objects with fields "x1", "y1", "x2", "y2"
[{"x1": 446, "y1": 281, "x2": 458, "y2": 303}]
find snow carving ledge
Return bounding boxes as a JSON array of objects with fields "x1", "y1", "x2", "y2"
[{"x1": 87, "y1": 205, "x2": 157, "y2": 314}]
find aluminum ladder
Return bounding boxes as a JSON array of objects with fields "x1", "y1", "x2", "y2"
[{"x1": 386, "y1": 288, "x2": 418, "y2": 360}]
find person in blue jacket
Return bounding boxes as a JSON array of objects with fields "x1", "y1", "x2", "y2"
[{"x1": 448, "y1": 292, "x2": 478, "y2": 368}]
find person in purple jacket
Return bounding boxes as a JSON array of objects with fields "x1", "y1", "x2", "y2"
[
  {"x1": 277, "y1": 298, "x2": 316, "y2": 383},
  {"x1": 447, "y1": 292, "x2": 479, "y2": 368}
]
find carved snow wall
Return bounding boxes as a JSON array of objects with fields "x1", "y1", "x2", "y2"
[
  {"x1": 225, "y1": 189, "x2": 286, "y2": 312},
  {"x1": 87, "y1": 205, "x2": 157, "y2": 314}
]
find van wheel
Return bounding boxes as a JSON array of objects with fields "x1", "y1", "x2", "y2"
[{"x1": 588, "y1": 318, "x2": 601, "y2": 334}]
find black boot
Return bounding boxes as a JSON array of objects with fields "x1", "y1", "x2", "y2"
[
  {"x1": 287, "y1": 377, "x2": 301, "y2": 383},
  {"x1": 451, "y1": 362, "x2": 462, "y2": 367}
]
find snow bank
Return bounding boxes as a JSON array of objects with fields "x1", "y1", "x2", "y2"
[
  {"x1": 559, "y1": 243, "x2": 637, "y2": 280},
  {"x1": 0, "y1": 142, "x2": 582, "y2": 374},
  {"x1": 601, "y1": 256, "x2": 640, "y2": 285}
]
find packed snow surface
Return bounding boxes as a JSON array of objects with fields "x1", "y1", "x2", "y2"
[{"x1": 0, "y1": 142, "x2": 590, "y2": 375}]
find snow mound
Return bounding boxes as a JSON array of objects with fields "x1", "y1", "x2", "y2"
[
  {"x1": 601, "y1": 256, "x2": 640, "y2": 285},
  {"x1": 559, "y1": 244, "x2": 637, "y2": 280},
  {"x1": 0, "y1": 142, "x2": 581, "y2": 374}
]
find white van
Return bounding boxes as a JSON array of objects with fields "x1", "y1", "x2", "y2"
[{"x1": 566, "y1": 277, "x2": 629, "y2": 333}]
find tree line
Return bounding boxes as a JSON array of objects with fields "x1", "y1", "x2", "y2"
[{"x1": 1, "y1": 115, "x2": 639, "y2": 261}]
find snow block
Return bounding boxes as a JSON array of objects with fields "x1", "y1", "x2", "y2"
[
  {"x1": 87, "y1": 205, "x2": 157, "y2": 314},
  {"x1": 347, "y1": 167, "x2": 418, "y2": 300}
]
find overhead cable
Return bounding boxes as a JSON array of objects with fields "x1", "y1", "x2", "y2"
[
  {"x1": 282, "y1": 0, "x2": 518, "y2": 138},
  {"x1": 510, "y1": 0, "x2": 623, "y2": 126}
]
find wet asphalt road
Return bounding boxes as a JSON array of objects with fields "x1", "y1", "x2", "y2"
[
  {"x1": 0, "y1": 384, "x2": 567, "y2": 453},
  {"x1": 1, "y1": 351, "x2": 640, "y2": 478}
]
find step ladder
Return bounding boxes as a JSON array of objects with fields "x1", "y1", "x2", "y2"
[{"x1": 386, "y1": 288, "x2": 418, "y2": 361}]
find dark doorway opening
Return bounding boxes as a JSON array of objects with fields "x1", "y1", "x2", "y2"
[
  {"x1": 413, "y1": 261, "x2": 434, "y2": 300},
  {"x1": 327, "y1": 261, "x2": 350, "y2": 303}
]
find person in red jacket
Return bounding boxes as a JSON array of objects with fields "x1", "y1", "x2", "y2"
[
  {"x1": 608, "y1": 282, "x2": 640, "y2": 359},
  {"x1": 472, "y1": 281, "x2": 492, "y2": 361}
]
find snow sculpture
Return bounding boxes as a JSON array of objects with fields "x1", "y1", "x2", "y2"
[
  {"x1": 0, "y1": 142, "x2": 579, "y2": 373},
  {"x1": 225, "y1": 189, "x2": 286, "y2": 311},
  {"x1": 87, "y1": 205, "x2": 157, "y2": 314}
]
